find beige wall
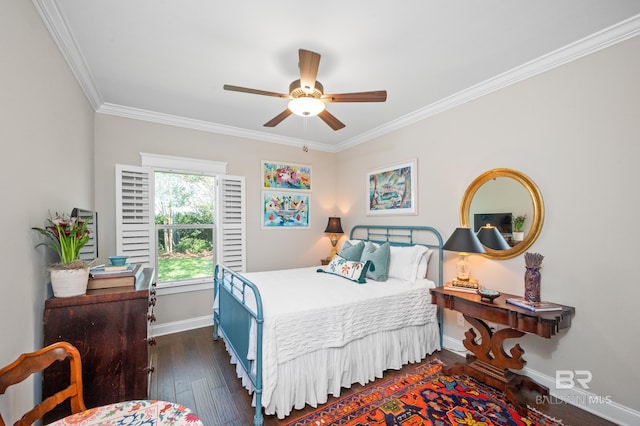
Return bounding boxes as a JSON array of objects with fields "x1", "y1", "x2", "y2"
[
  {"x1": 337, "y1": 34, "x2": 640, "y2": 414},
  {"x1": 3, "y1": 0, "x2": 639, "y2": 422},
  {"x1": 93, "y1": 114, "x2": 337, "y2": 325},
  {"x1": 0, "y1": 1, "x2": 94, "y2": 423}
]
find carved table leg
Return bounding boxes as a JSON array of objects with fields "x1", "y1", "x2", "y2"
[{"x1": 442, "y1": 315, "x2": 549, "y2": 415}]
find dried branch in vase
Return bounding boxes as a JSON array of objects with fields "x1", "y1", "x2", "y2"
[{"x1": 524, "y1": 252, "x2": 544, "y2": 268}]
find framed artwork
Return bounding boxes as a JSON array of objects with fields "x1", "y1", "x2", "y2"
[
  {"x1": 366, "y1": 159, "x2": 417, "y2": 215},
  {"x1": 262, "y1": 191, "x2": 310, "y2": 229},
  {"x1": 262, "y1": 161, "x2": 311, "y2": 191}
]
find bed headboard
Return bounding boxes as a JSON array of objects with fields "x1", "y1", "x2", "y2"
[{"x1": 349, "y1": 225, "x2": 444, "y2": 287}]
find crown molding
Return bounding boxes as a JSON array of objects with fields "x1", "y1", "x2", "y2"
[
  {"x1": 97, "y1": 103, "x2": 335, "y2": 153},
  {"x1": 336, "y1": 13, "x2": 640, "y2": 152},
  {"x1": 35, "y1": 0, "x2": 640, "y2": 153}
]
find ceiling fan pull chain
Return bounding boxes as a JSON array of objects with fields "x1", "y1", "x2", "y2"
[{"x1": 302, "y1": 117, "x2": 309, "y2": 152}]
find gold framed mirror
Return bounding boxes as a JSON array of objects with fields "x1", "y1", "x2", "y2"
[{"x1": 460, "y1": 168, "x2": 544, "y2": 260}]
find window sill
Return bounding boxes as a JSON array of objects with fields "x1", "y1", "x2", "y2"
[{"x1": 155, "y1": 279, "x2": 213, "y2": 296}]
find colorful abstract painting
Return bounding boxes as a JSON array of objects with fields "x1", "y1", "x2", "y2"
[
  {"x1": 366, "y1": 159, "x2": 417, "y2": 215},
  {"x1": 262, "y1": 161, "x2": 311, "y2": 191},
  {"x1": 262, "y1": 191, "x2": 310, "y2": 228}
]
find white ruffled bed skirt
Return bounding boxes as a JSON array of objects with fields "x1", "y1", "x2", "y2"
[{"x1": 223, "y1": 322, "x2": 441, "y2": 419}]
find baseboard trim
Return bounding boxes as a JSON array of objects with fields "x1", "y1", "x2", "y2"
[
  {"x1": 150, "y1": 315, "x2": 213, "y2": 337},
  {"x1": 441, "y1": 334, "x2": 639, "y2": 426}
]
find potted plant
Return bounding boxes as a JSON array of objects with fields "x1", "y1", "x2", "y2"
[
  {"x1": 512, "y1": 214, "x2": 527, "y2": 242},
  {"x1": 32, "y1": 211, "x2": 92, "y2": 297}
]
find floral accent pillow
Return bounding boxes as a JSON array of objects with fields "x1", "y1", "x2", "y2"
[{"x1": 317, "y1": 254, "x2": 371, "y2": 284}]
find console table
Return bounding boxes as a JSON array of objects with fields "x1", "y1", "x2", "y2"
[{"x1": 430, "y1": 286, "x2": 575, "y2": 415}]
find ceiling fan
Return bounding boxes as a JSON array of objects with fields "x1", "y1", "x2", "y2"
[{"x1": 223, "y1": 49, "x2": 387, "y2": 130}]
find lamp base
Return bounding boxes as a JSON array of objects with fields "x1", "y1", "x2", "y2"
[
  {"x1": 456, "y1": 253, "x2": 471, "y2": 281},
  {"x1": 329, "y1": 248, "x2": 338, "y2": 258}
]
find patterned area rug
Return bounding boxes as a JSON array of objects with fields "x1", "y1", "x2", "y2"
[{"x1": 284, "y1": 359, "x2": 563, "y2": 426}]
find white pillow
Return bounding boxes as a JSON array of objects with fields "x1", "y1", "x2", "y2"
[
  {"x1": 388, "y1": 245, "x2": 429, "y2": 282},
  {"x1": 416, "y1": 249, "x2": 433, "y2": 279}
]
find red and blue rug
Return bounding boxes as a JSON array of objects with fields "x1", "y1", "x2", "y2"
[{"x1": 284, "y1": 359, "x2": 562, "y2": 425}]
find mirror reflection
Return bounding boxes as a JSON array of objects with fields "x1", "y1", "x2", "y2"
[
  {"x1": 470, "y1": 177, "x2": 533, "y2": 246},
  {"x1": 460, "y1": 168, "x2": 544, "y2": 260}
]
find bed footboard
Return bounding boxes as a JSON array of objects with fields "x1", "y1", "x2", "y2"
[{"x1": 213, "y1": 264, "x2": 264, "y2": 426}]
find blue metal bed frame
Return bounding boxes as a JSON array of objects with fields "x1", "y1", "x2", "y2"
[{"x1": 213, "y1": 225, "x2": 443, "y2": 426}]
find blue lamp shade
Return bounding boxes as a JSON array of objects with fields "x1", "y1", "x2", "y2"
[{"x1": 476, "y1": 225, "x2": 511, "y2": 250}]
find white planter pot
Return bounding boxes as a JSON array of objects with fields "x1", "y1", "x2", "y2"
[
  {"x1": 512, "y1": 231, "x2": 525, "y2": 242},
  {"x1": 50, "y1": 268, "x2": 89, "y2": 297}
]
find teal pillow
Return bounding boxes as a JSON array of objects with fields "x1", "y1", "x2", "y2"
[
  {"x1": 317, "y1": 254, "x2": 371, "y2": 284},
  {"x1": 361, "y1": 242, "x2": 390, "y2": 281},
  {"x1": 338, "y1": 240, "x2": 365, "y2": 261}
]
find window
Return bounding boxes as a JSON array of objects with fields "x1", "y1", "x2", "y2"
[
  {"x1": 155, "y1": 172, "x2": 215, "y2": 285},
  {"x1": 116, "y1": 154, "x2": 245, "y2": 295}
]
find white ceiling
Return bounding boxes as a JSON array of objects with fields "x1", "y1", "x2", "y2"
[{"x1": 35, "y1": 0, "x2": 640, "y2": 152}]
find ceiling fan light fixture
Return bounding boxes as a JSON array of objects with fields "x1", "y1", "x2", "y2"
[{"x1": 288, "y1": 97, "x2": 325, "y2": 117}]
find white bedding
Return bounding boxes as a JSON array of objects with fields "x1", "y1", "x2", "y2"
[{"x1": 217, "y1": 266, "x2": 440, "y2": 418}]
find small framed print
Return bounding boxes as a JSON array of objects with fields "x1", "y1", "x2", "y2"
[
  {"x1": 262, "y1": 191, "x2": 310, "y2": 229},
  {"x1": 366, "y1": 159, "x2": 417, "y2": 215},
  {"x1": 262, "y1": 161, "x2": 311, "y2": 191}
]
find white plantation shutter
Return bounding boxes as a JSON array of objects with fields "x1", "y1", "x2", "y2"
[
  {"x1": 115, "y1": 164, "x2": 155, "y2": 267},
  {"x1": 216, "y1": 175, "x2": 246, "y2": 272}
]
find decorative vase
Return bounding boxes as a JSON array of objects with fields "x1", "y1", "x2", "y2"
[
  {"x1": 50, "y1": 268, "x2": 89, "y2": 297},
  {"x1": 524, "y1": 266, "x2": 541, "y2": 302}
]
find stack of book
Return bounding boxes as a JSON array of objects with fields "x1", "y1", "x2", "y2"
[
  {"x1": 505, "y1": 298, "x2": 562, "y2": 312},
  {"x1": 88, "y1": 263, "x2": 141, "y2": 290},
  {"x1": 443, "y1": 279, "x2": 480, "y2": 293}
]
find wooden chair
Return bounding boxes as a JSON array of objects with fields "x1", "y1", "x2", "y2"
[{"x1": 0, "y1": 341, "x2": 86, "y2": 426}]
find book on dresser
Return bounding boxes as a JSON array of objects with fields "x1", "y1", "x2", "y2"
[
  {"x1": 88, "y1": 263, "x2": 141, "y2": 289},
  {"x1": 451, "y1": 279, "x2": 479, "y2": 289},
  {"x1": 444, "y1": 282, "x2": 479, "y2": 294},
  {"x1": 505, "y1": 297, "x2": 563, "y2": 312}
]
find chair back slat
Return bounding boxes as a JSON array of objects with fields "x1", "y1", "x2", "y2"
[{"x1": 0, "y1": 341, "x2": 86, "y2": 426}]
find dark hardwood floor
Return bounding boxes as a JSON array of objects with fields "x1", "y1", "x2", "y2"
[{"x1": 148, "y1": 326, "x2": 616, "y2": 426}]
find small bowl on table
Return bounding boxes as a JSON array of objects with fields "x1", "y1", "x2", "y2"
[
  {"x1": 108, "y1": 256, "x2": 128, "y2": 266},
  {"x1": 477, "y1": 288, "x2": 501, "y2": 303}
]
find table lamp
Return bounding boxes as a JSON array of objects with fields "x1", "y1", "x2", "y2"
[
  {"x1": 443, "y1": 227, "x2": 486, "y2": 282},
  {"x1": 476, "y1": 224, "x2": 511, "y2": 250},
  {"x1": 324, "y1": 216, "x2": 344, "y2": 259}
]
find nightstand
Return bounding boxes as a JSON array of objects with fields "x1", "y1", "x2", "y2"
[{"x1": 430, "y1": 286, "x2": 575, "y2": 415}]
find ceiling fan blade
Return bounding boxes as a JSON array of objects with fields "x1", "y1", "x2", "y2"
[
  {"x1": 298, "y1": 49, "x2": 321, "y2": 93},
  {"x1": 318, "y1": 109, "x2": 346, "y2": 130},
  {"x1": 223, "y1": 84, "x2": 290, "y2": 99},
  {"x1": 264, "y1": 109, "x2": 293, "y2": 127},
  {"x1": 322, "y1": 90, "x2": 387, "y2": 103}
]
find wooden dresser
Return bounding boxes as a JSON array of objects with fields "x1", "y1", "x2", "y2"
[{"x1": 42, "y1": 268, "x2": 156, "y2": 423}]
